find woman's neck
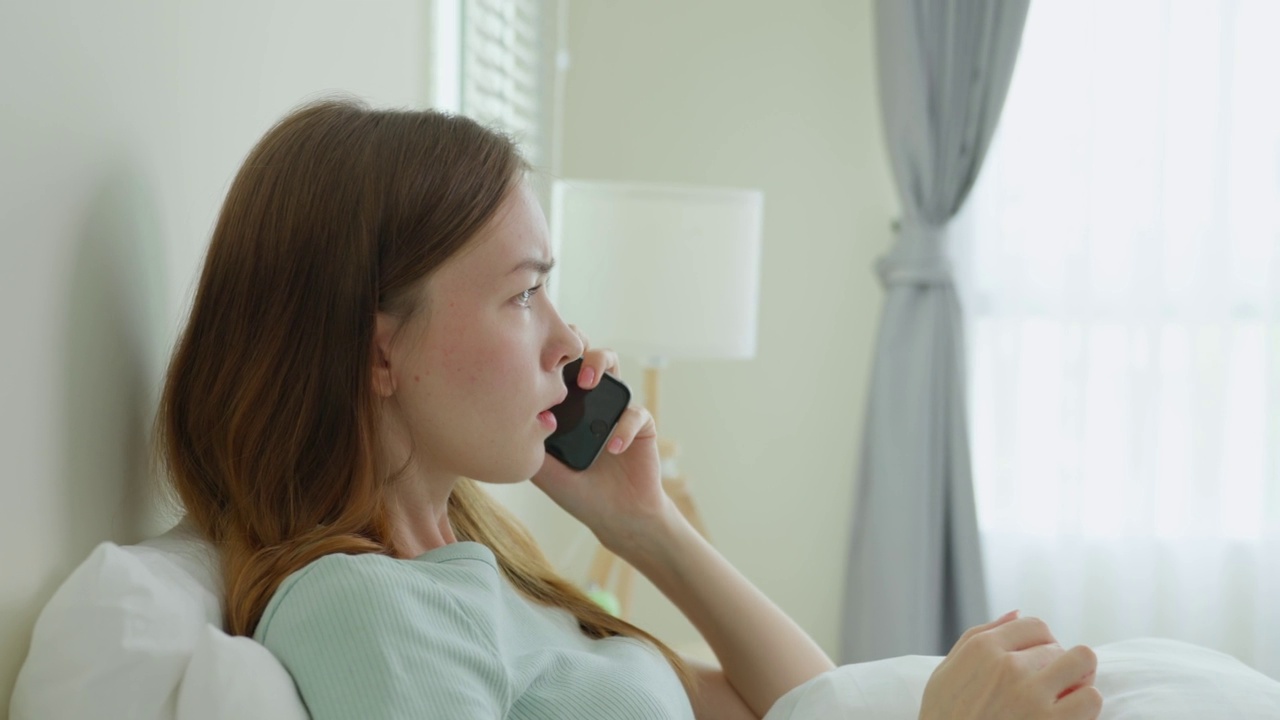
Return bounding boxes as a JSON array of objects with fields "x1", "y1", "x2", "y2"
[{"x1": 384, "y1": 472, "x2": 459, "y2": 558}]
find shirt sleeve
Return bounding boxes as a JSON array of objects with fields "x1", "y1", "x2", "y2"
[{"x1": 255, "y1": 554, "x2": 510, "y2": 720}]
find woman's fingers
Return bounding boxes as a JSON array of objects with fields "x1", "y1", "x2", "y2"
[
  {"x1": 952, "y1": 609, "x2": 1020, "y2": 651},
  {"x1": 993, "y1": 615, "x2": 1059, "y2": 652},
  {"x1": 1051, "y1": 683, "x2": 1103, "y2": 720},
  {"x1": 564, "y1": 325, "x2": 622, "y2": 389},
  {"x1": 576, "y1": 348, "x2": 621, "y2": 389},
  {"x1": 1042, "y1": 645, "x2": 1099, "y2": 700},
  {"x1": 604, "y1": 405, "x2": 655, "y2": 455},
  {"x1": 922, "y1": 615, "x2": 1103, "y2": 720},
  {"x1": 1016, "y1": 641, "x2": 1068, "y2": 674}
]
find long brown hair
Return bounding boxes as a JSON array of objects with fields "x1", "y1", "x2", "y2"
[{"x1": 152, "y1": 95, "x2": 694, "y2": 695}]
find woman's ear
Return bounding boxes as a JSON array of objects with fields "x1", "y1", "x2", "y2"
[{"x1": 372, "y1": 312, "x2": 398, "y2": 397}]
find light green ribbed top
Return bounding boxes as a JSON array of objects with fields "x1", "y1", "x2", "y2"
[{"x1": 254, "y1": 541, "x2": 695, "y2": 720}]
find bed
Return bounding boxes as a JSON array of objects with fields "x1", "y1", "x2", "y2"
[{"x1": 10, "y1": 519, "x2": 1280, "y2": 719}]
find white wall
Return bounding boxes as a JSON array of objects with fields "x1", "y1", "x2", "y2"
[
  {"x1": 547, "y1": 0, "x2": 898, "y2": 659},
  {"x1": 0, "y1": 1, "x2": 430, "y2": 711},
  {"x1": 0, "y1": 0, "x2": 897, "y2": 708}
]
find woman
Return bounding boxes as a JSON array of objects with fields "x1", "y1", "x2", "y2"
[{"x1": 154, "y1": 96, "x2": 1101, "y2": 720}]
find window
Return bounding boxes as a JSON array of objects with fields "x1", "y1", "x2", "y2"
[
  {"x1": 460, "y1": 0, "x2": 564, "y2": 177},
  {"x1": 953, "y1": 0, "x2": 1280, "y2": 677}
]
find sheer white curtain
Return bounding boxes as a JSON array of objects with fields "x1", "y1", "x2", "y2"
[{"x1": 951, "y1": 0, "x2": 1280, "y2": 679}]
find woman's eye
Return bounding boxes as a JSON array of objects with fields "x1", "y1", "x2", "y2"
[{"x1": 516, "y1": 284, "x2": 542, "y2": 308}]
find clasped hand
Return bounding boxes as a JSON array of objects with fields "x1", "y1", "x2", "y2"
[{"x1": 920, "y1": 610, "x2": 1102, "y2": 720}]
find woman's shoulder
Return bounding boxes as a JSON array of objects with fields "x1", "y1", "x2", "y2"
[
  {"x1": 273, "y1": 551, "x2": 408, "y2": 600},
  {"x1": 277, "y1": 541, "x2": 498, "y2": 596},
  {"x1": 255, "y1": 548, "x2": 497, "y2": 645},
  {"x1": 251, "y1": 550, "x2": 515, "y2": 715}
]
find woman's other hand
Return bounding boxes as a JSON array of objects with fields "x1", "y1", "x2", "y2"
[
  {"x1": 919, "y1": 611, "x2": 1102, "y2": 720},
  {"x1": 531, "y1": 329, "x2": 674, "y2": 552}
]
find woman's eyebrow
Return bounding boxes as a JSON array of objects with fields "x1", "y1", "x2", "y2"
[{"x1": 508, "y1": 257, "x2": 555, "y2": 275}]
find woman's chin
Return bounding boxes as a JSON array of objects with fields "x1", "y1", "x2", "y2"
[
  {"x1": 467, "y1": 443, "x2": 547, "y2": 484},
  {"x1": 497, "y1": 451, "x2": 546, "y2": 484},
  {"x1": 489, "y1": 472, "x2": 535, "y2": 486}
]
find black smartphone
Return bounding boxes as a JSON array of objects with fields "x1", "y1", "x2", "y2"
[{"x1": 544, "y1": 358, "x2": 632, "y2": 471}]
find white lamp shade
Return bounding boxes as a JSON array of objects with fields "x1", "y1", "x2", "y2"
[{"x1": 550, "y1": 179, "x2": 764, "y2": 361}]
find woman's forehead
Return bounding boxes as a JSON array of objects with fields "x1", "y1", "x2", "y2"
[
  {"x1": 461, "y1": 186, "x2": 551, "y2": 276},
  {"x1": 437, "y1": 184, "x2": 552, "y2": 286}
]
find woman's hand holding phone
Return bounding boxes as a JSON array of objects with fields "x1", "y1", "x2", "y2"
[{"x1": 530, "y1": 333, "x2": 678, "y2": 554}]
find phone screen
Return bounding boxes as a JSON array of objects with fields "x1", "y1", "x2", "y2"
[{"x1": 544, "y1": 358, "x2": 631, "y2": 471}]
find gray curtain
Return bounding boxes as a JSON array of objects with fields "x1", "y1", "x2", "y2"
[{"x1": 839, "y1": 0, "x2": 1031, "y2": 663}]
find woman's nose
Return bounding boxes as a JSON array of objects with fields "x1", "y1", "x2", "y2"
[{"x1": 551, "y1": 312, "x2": 585, "y2": 368}]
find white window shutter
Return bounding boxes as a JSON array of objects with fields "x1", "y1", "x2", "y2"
[{"x1": 460, "y1": 0, "x2": 562, "y2": 174}]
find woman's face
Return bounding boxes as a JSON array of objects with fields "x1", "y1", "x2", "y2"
[{"x1": 375, "y1": 179, "x2": 584, "y2": 485}]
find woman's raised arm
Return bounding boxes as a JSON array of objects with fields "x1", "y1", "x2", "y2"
[
  {"x1": 618, "y1": 509, "x2": 836, "y2": 719},
  {"x1": 531, "y1": 344, "x2": 833, "y2": 717}
]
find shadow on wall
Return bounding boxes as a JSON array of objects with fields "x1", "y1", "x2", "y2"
[
  {"x1": 6, "y1": 159, "x2": 181, "y2": 711},
  {"x1": 59, "y1": 158, "x2": 177, "y2": 561}
]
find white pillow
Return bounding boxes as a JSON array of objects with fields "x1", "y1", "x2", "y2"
[
  {"x1": 763, "y1": 653, "x2": 937, "y2": 720},
  {"x1": 177, "y1": 625, "x2": 309, "y2": 718},
  {"x1": 21, "y1": 522, "x2": 1279, "y2": 720},
  {"x1": 1091, "y1": 638, "x2": 1280, "y2": 718},
  {"x1": 763, "y1": 638, "x2": 1280, "y2": 720},
  {"x1": 9, "y1": 519, "x2": 308, "y2": 720}
]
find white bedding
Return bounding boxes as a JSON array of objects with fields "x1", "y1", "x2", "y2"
[
  {"x1": 12, "y1": 521, "x2": 1280, "y2": 720},
  {"x1": 764, "y1": 637, "x2": 1280, "y2": 720}
]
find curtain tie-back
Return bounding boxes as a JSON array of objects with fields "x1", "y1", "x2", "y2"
[{"x1": 875, "y1": 219, "x2": 954, "y2": 288}]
